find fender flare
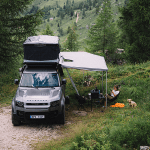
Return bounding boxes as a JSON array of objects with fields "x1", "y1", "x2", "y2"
[{"x1": 12, "y1": 98, "x2": 15, "y2": 113}]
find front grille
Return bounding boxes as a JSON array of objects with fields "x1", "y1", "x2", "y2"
[
  {"x1": 27, "y1": 100, "x2": 48, "y2": 102},
  {"x1": 26, "y1": 103, "x2": 48, "y2": 105},
  {"x1": 26, "y1": 108, "x2": 48, "y2": 109}
]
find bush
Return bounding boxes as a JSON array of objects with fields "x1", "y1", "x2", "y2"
[{"x1": 108, "y1": 116, "x2": 150, "y2": 149}]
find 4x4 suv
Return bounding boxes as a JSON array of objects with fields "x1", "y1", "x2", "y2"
[{"x1": 12, "y1": 65, "x2": 66, "y2": 126}]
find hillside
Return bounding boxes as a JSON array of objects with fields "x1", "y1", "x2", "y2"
[{"x1": 25, "y1": 0, "x2": 126, "y2": 51}]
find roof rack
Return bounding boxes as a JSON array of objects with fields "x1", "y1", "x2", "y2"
[{"x1": 23, "y1": 59, "x2": 59, "y2": 65}]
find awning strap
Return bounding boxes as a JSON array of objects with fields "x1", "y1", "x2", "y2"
[{"x1": 66, "y1": 68, "x2": 79, "y2": 95}]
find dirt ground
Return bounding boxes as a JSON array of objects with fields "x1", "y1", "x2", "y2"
[
  {"x1": 0, "y1": 103, "x2": 103, "y2": 150},
  {"x1": 0, "y1": 106, "x2": 71, "y2": 150}
]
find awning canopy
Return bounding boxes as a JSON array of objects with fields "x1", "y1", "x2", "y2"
[{"x1": 59, "y1": 52, "x2": 108, "y2": 71}]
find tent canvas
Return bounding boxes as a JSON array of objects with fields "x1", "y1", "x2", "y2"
[
  {"x1": 59, "y1": 52, "x2": 108, "y2": 108},
  {"x1": 59, "y1": 52, "x2": 108, "y2": 71}
]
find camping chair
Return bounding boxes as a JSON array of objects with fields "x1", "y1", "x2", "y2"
[
  {"x1": 107, "y1": 91, "x2": 120, "y2": 104},
  {"x1": 75, "y1": 94, "x2": 86, "y2": 110}
]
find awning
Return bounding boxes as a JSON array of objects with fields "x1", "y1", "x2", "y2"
[
  {"x1": 59, "y1": 52, "x2": 108, "y2": 71},
  {"x1": 59, "y1": 52, "x2": 108, "y2": 109}
]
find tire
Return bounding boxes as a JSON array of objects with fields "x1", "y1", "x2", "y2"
[
  {"x1": 12, "y1": 112, "x2": 21, "y2": 126},
  {"x1": 58, "y1": 106, "x2": 65, "y2": 125}
]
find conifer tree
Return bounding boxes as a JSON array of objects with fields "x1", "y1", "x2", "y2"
[
  {"x1": 82, "y1": 9, "x2": 86, "y2": 17},
  {"x1": 86, "y1": 0, "x2": 118, "y2": 55},
  {"x1": 42, "y1": 24, "x2": 54, "y2": 36},
  {"x1": 67, "y1": 26, "x2": 71, "y2": 34},
  {"x1": 0, "y1": 0, "x2": 43, "y2": 69},
  {"x1": 117, "y1": 0, "x2": 150, "y2": 63},
  {"x1": 64, "y1": 25, "x2": 79, "y2": 51}
]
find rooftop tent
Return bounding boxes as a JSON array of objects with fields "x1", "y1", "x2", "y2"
[
  {"x1": 59, "y1": 52, "x2": 108, "y2": 108},
  {"x1": 23, "y1": 35, "x2": 60, "y2": 63}
]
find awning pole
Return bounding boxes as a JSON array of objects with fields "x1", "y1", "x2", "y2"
[
  {"x1": 82, "y1": 70, "x2": 84, "y2": 88},
  {"x1": 106, "y1": 71, "x2": 107, "y2": 108},
  {"x1": 66, "y1": 68, "x2": 79, "y2": 95},
  {"x1": 102, "y1": 71, "x2": 103, "y2": 93}
]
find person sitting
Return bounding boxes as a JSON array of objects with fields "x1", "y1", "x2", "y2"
[{"x1": 104, "y1": 85, "x2": 120, "y2": 100}]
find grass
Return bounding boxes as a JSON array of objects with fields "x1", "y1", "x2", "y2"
[
  {"x1": 30, "y1": 60, "x2": 150, "y2": 150},
  {"x1": 0, "y1": 60, "x2": 22, "y2": 107},
  {"x1": 1, "y1": 59, "x2": 150, "y2": 149}
]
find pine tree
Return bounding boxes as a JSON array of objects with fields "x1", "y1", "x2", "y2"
[
  {"x1": 67, "y1": 26, "x2": 71, "y2": 34},
  {"x1": 82, "y1": 9, "x2": 86, "y2": 17},
  {"x1": 42, "y1": 24, "x2": 54, "y2": 36},
  {"x1": 58, "y1": 28, "x2": 64, "y2": 36},
  {"x1": 64, "y1": 25, "x2": 79, "y2": 51},
  {"x1": 86, "y1": 0, "x2": 117, "y2": 55},
  {"x1": 0, "y1": 0, "x2": 43, "y2": 69},
  {"x1": 63, "y1": 4, "x2": 66, "y2": 9},
  {"x1": 96, "y1": 6, "x2": 99, "y2": 14},
  {"x1": 93, "y1": 0, "x2": 96, "y2": 7},
  {"x1": 89, "y1": 0, "x2": 92, "y2": 6}
]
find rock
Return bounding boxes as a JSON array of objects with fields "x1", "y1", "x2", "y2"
[
  {"x1": 72, "y1": 110, "x2": 87, "y2": 116},
  {"x1": 140, "y1": 146, "x2": 150, "y2": 150}
]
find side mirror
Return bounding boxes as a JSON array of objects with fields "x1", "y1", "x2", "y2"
[
  {"x1": 19, "y1": 68, "x2": 22, "y2": 72},
  {"x1": 62, "y1": 79, "x2": 66, "y2": 85},
  {"x1": 14, "y1": 79, "x2": 19, "y2": 85}
]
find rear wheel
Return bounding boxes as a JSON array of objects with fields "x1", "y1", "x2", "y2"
[{"x1": 12, "y1": 112, "x2": 21, "y2": 126}]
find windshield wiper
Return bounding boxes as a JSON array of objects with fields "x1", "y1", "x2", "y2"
[
  {"x1": 41, "y1": 86, "x2": 55, "y2": 89},
  {"x1": 31, "y1": 85, "x2": 39, "y2": 89},
  {"x1": 20, "y1": 86, "x2": 33, "y2": 87}
]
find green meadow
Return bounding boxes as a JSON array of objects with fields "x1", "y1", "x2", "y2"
[
  {"x1": 1, "y1": 60, "x2": 150, "y2": 150},
  {"x1": 35, "y1": 61, "x2": 150, "y2": 150}
]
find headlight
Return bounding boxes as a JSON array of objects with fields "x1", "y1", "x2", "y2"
[
  {"x1": 16, "y1": 101, "x2": 24, "y2": 108},
  {"x1": 51, "y1": 100, "x2": 59, "y2": 107}
]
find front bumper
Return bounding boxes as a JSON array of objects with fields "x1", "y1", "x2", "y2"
[{"x1": 12, "y1": 105, "x2": 62, "y2": 123}]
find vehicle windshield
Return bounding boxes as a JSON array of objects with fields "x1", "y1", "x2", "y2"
[{"x1": 20, "y1": 73, "x2": 59, "y2": 87}]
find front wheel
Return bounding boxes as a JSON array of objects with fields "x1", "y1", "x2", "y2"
[
  {"x1": 12, "y1": 112, "x2": 21, "y2": 126},
  {"x1": 58, "y1": 106, "x2": 65, "y2": 125}
]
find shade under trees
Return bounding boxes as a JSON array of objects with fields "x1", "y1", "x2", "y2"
[{"x1": 117, "y1": 0, "x2": 150, "y2": 63}]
